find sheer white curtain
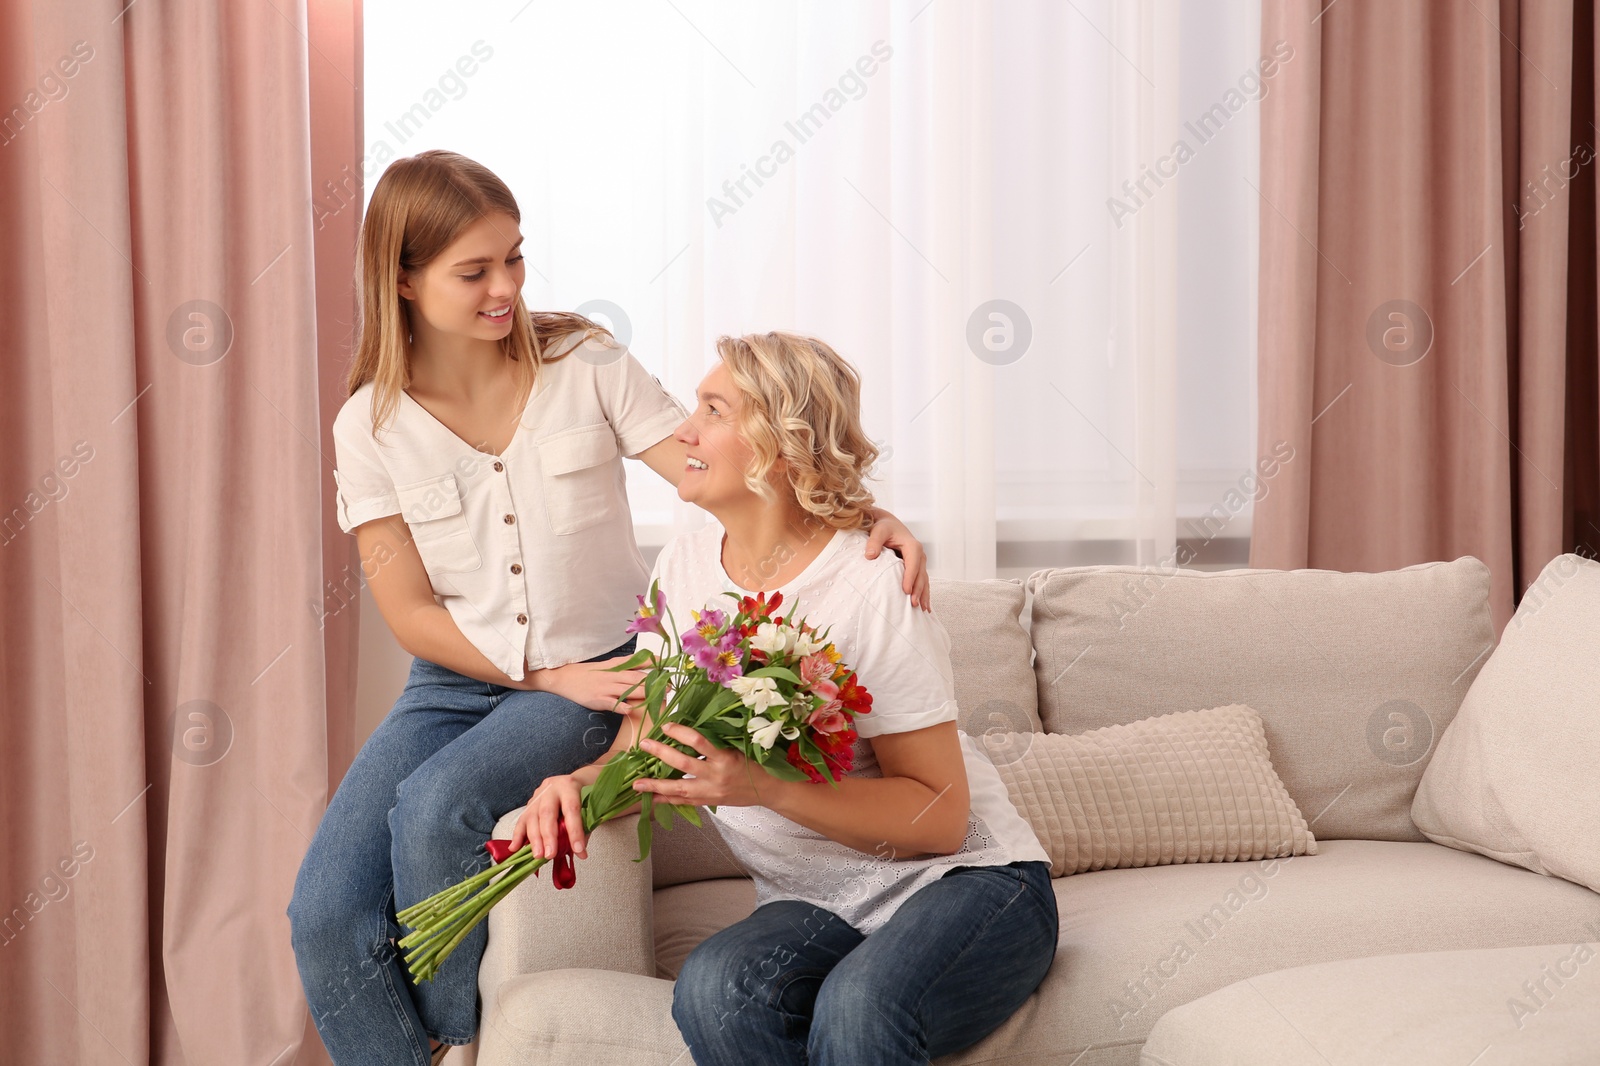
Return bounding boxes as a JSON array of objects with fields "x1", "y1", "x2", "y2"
[{"x1": 364, "y1": 0, "x2": 1261, "y2": 579}]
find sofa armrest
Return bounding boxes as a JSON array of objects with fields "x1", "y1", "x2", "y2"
[{"x1": 478, "y1": 808, "x2": 655, "y2": 1024}]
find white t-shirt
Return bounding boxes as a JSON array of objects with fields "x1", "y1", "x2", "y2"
[
  {"x1": 330, "y1": 332, "x2": 687, "y2": 680},
  {"x1": 637, "y1": 519, "x2": 1048, "y2": 935}
]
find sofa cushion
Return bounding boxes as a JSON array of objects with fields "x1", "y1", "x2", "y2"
[
  {"x1": 1413, "y1": 553, "x2": 1600, "y2": 894},
  {"x1": 1027, "y1": 558, "x2": 1493, "y2": 841},
  {"x1": 930, "y1": 576, "x2": 1041, "y2": 736},
  {"x1": 989, "y1": 705, "x2": 1315, "y2": 877},
  {"x1": 653, "y1": 878, "x2": 755, "y2": 979},
  {"x1": 505, "y1": 841, "x2": 1600, "y2": 1066},
  {"x1": 1140, "y1": 942, "x2": 1600, "y2": 1065},
  {"x1": 648, "y1": 810, "x2": 746, "y2": 889},
  {"x1": 1012, "y1": 839, "x2": 1600, "y2": 1065}
]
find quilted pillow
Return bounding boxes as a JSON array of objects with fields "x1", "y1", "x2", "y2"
[{"x1": 986, "y1": 704, "x2": 1317, "y2": 876}]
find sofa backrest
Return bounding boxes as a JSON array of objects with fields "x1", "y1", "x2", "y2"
[{"x1": 1027, "y1": 557, "x2": 1494, "y2": 842}]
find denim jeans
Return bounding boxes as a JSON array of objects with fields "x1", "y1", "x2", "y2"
[
  {"x1": 287, "y1": 637, "x2": 633, "y2": 1065},
  {"x1": 672, "y1": 859, "x2": 1058, "y2": 1065}
]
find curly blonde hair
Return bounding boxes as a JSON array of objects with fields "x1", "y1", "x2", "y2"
[{"x1": 715, "y1": 331, "x2": 879, "y2": 532}]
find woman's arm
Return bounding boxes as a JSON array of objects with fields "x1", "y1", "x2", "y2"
[
  {"x1": 631, "y1": 720, "x2": 971, "y2": 857},
  {"x1": 507, "y1": 705, "x2": 653, "y2": 858},
  {"x1": 354, "y1": 515, "x2": 646, "y2": 706}
]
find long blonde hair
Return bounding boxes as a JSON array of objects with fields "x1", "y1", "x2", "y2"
[
  {"x1": 346, "y1": 150, "x2": 607, "y2": 435},
  {"x1": 715, "y1": 331, "x2": 879, "y2": 532}
]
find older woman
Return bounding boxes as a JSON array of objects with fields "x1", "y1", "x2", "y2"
[{"x1": 509, "y1": 331, "x2": 1055, "y2": 1065}]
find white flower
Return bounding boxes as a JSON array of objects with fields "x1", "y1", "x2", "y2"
[
  {"x1": 751, "y1": 622, "x2": 796, "y2": 657},
  {"x1": 727, "y1": 675, "x2": 785, "y2": 713},
  {"x1": 747, "y1": 716, "x2": 785, "y2": 749},
  {"x1": 791, "y1": 631, "x2": 826, "y2": 656}
]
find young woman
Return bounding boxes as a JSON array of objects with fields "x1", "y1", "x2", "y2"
[
  {"x1": 287, "y1": 152, "x2": 931, "y2": 1066},
  {"x1": 511, "y1": 332, "x2": 1056, "y2": 1065}
]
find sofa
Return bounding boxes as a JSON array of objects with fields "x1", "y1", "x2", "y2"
[{"x1": 455, "y1": 554, "x2": 1600, "y2": 1065}]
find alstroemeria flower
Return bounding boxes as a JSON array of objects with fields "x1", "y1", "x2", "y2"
[
  {"x1": 727, "y1": 675, "x2": 785, "y2": 713},
  {"x1": 747, "y1": 716, "x2": 785, "y2": 749},
  {"x1": 807, "y1": 700, "x2": 849, "y2": 734},
  {"x1": 751, "y1": 622, "x2": 796, "y2": 657},
  {"x1": 704, "y1": 637, "x2": 744, "y2": 685},
  {"x1": 626, "y1": 586, "x2": 666, "y2": 638},
  {"x1": 791, "y1": 629, "x2": 826, "y2": 657},
  {"x1": 798, "y1": 651, "x2": 839, "y2": 698}
]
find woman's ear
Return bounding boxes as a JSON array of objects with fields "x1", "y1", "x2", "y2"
[{"x1": 396, "y1": 268, "x2": 417, "y2": 301}]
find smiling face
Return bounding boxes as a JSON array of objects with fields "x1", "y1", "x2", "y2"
[
  {"x1": 675, "y1": 360, "x2": 776, "y2": 516},
  {"x1": 396, "y1": 211, "x2": 525, "y2": 341}
]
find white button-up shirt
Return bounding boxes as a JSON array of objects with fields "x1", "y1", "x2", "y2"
[{"x1": 330, "y1": 332, "x2": 687, "y2": 681}]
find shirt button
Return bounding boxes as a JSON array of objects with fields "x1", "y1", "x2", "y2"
[
  {"x1": 510, "y1": 563, "x2": 522, "y2": 575},
  {"x1": 516, "y1": 613, "x2": 528, "y2": 625},
  {"x1": 493, "y1": 461, "x2": 504, "y2": 472},
  {"x1": 503, "y1": 513, "x2": 515, "y2": 525}
]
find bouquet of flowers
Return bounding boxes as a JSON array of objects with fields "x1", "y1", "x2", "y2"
[{"x1": 395, "y1": 582, "x2": 873, "y2": 982}]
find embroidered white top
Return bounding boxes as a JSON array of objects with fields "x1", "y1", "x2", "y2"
[
  {"x1": 637, "y1": 519, "x2": 1049, "y2": 935},
  {"x1": 330, "y1": 332, "x2": 687, "y2": 681}
]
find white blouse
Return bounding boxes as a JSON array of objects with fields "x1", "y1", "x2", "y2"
[
  {"x1": 330, "y1": 331, "x2": 687, "y2": 681},
  {"x1": 638, "y1": 520, "x2": 1048, "y2": 935}
]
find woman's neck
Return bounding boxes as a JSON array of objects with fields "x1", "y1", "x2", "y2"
[
  {"x1": 406, "y1": 320, "x2": 508, "y2": 402},
  {"x1": 715, "y1": 500, "x2": 838, "y2": 593}
]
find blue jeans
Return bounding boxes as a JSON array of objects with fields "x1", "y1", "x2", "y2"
[
  {"x1": 672, "y1": 859, "x2": 1058, "y2": 1065},
  {"x1": 287, "y1": 638, "x2": 633, "y2": 1065}
]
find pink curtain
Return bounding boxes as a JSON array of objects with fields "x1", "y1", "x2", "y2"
[
  {"x1": 1252, "y1": 0, "x2": 1600, "y2": 636},
  {"x1": 0, "y1": 2, "x2": 361, "y2": 1063}
]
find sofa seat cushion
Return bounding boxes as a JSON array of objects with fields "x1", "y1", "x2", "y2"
[
  {"x1": 639, "y1": 840, "x2": 1599, "y2": 1066},
  {"x1": 653, "y1": 877, "x2": 755, "y2": 979},
  {"x1": 1139, "y1": 943, "x2": 1600, "y2": 1065}
]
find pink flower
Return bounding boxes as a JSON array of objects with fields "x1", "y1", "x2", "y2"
[
  {"x1": 626, "y1": 586, "x2": 666, "y2": 638},
  {"x1": 807, "y1": 700, "x2": 849, "y2": 734},
  {"x1": 799, "y1": 651, "x2": 839, "y2": 699},
  {"x1": 682, "y1": 608, "x2": 728, "y2": 658}
]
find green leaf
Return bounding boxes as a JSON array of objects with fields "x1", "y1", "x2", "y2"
[
  {"x1": 652, "y1": 798, "x2": 672, "y2": 829},
  {"x1": 676, "y1": 804, "x2": 703, "y2": 827},
  {"x1": 748, "y1": 665, "x2": 801, "y2": 683},
  {"x1": 759, "y1": 759, "x2": 812, "y2": 783},
  {"x1": 602, "y1": 649, "x2": 656, "y2": 672}
]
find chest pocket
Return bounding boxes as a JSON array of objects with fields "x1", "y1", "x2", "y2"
[
  {"x1": 537, "y1": 422, "x2": 622, "y2": 535},
  {"x1": 396, "y1": 473, "x2": 483, "y2": 576}
]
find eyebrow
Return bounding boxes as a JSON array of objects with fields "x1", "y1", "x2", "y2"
[
  {"x1": 451, "y1": 238, "x2": 524, "y2": 267},
  {"x1": 697, "y1": 390, "x2": 733, "y2": 406}
]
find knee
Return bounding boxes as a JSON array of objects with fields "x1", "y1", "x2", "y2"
[
  {"x1": 387, "y1": 761, "x2": 482, "y2": 847},
  {"x1": 672, "y1": 939, "x2": 758, "y2": 1040},
  {"x1": 812, "y1": 972, "x2": 917, "y2": 1049},
  {"x1": 287, "y1": 864, "x2": 353, "y2": 958}
]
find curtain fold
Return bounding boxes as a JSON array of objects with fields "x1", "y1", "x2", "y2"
[
  {"x1": 0, "y1": 2, "x2": 360, "y2": 1063},
  {"x1": 1252, "y1": 0, "x2": 1600, "y2": 636}
]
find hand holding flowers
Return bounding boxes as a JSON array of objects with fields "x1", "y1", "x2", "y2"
[{"x1": 394, "y1": 581, "x2": 873, "y2": 982}]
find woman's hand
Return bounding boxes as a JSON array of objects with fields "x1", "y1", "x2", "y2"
[
  {"x1": 520, "y1": 655, "x2": 648, "y2": 713},
  {"x1": 631, "y1": 722, "x2": 771, "y2": 808},
  {"x1": 865, "y1": 509, "x2": 931, "y2": 611},
  {"x1": 508, "y1": 773, "x2": 591, "y2": 859}
]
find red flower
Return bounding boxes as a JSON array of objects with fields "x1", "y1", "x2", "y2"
[
  {"x1": 786, "y1": 741, "x2": 824, "y2": 783},
  {"x1": 837, "y1": 672, "x2": 873, "y2": 716},
  {"x1": 738, "y1": 590, "x2": 783, "y2": 623}
]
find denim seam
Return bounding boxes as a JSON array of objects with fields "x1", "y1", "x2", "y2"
[
  {"x1": 906, "y1": 870, "x2": 1032, "y2": 1020},
  {"x1": 374, "y1": 883, "x2": 436, "y2": 1066}
]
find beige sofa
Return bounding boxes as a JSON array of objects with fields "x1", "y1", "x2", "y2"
[{"x1": 459, "y1": 555, "x2": 1600, "y2": 1065}]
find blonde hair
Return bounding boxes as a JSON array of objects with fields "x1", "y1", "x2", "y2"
[
  {"x1": 346, "y1": 150, "x2": 608, "y2": 435},
  {"x1": 715, "y1": 331, "x2": 879, "y2": 532}
]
